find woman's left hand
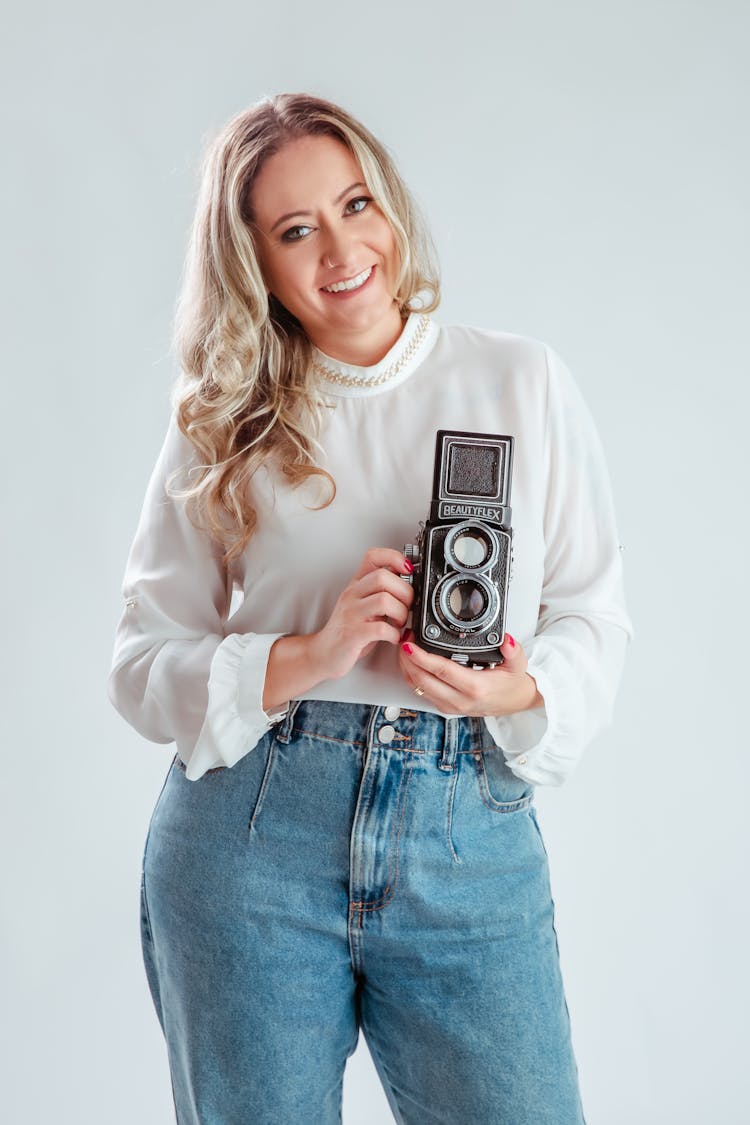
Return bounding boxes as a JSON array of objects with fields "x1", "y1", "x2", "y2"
[{"x1": 397, "y1": 631, "x2": 543, "y2": 717}]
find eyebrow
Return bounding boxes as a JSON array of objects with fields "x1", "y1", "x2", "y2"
[{"x1": 269, "y1": 182, "x2": 367, "y2": 233}]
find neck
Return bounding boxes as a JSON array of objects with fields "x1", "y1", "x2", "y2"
[{"x1": 310, "y1": 304, "x2": 406, "y2": 366}]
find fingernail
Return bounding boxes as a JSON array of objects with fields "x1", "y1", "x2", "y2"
[
  {"x1": 402, "y1": 643, "x2": 413, "y2": 654},
  {"x1": 506, "y1": 633, "x2": 515, "y2": 647},
  {"x1": 402, "y1": 558, "x2": 414, "y2": 573}
]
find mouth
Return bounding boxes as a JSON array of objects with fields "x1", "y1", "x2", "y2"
[{"x1": 321, "y1": 265, "x2": 374, "y2": 296}]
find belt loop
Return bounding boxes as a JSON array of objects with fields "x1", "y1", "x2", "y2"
[
  {"x1": 438, "y1": 715, "x2": 459, "y2": 772},
  {"x1": 364, "y1": 704, "x2": 382, "y2": 754},
  {"x1": 275, "y1": 700, "x2": 302, "y2": 745}
]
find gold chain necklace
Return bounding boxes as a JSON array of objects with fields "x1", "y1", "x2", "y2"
[{"x1": 311, "y1": 314, "x2": 431, "y2": 388}]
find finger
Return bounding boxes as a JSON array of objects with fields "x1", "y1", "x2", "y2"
[
  {"x1": 397, "y1": 646, "x2": 470, "y2": 712},
  {"x1": 498, "y1": 632, "x2": 528, "y2": 673},
  {"x1": 353, "y1": 548, "x2": 413, "y2": 582},
  {"x1": 399, "y1": 638, "x2": 479, "y2": 694},
  {"x1": 359, "y1": 590, "x2": 411, "y2": 629},
  {"x1": 356, "y1": 567, "x2": 414, "y2": 610},
  {"x1": 364, "y1": 620, "x2": 403, "y2": 648}
]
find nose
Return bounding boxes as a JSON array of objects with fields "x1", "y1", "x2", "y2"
[{"x1": 320, "y1": 224, "x2": 358, "y2": 272}]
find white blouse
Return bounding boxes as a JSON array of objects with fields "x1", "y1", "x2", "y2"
[{"x1": 108, "y1": 311, "x2": 634, "y2": 785}]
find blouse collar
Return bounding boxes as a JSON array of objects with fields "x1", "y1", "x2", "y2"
[{"x1": 310, "y1": 310, "x2": 439, "y2": 398}]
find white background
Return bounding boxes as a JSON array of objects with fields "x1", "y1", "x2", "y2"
[{"x1": 3, "y1": 1, "x2": 748, "y2": 1122}]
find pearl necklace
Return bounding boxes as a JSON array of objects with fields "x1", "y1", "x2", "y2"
[{"x1": 311, "y1": 314, "x2": 431, "y2": 389}]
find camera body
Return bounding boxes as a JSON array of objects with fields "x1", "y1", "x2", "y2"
[{"x1": 403, "y1": 429, "x2": 514, "y2": 668}]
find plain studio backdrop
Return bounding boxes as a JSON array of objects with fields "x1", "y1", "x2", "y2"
[{"x1": 2, "y1": 1, "x2": 748, "y2": 1122}]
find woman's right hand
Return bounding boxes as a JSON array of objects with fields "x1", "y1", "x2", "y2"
[{"x1": 310, "y1": 548, "x2": 415, "y2": 681}]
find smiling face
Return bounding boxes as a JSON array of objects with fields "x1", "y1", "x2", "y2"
[{"x1": 249, "y1": 133, "x2": 404, "y2": 365}]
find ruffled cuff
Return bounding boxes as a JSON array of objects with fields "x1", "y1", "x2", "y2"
[
  {"x1": 482, "y1": 656, "x2": 586, "y2": 787},
  {"x1": 182, "y1": 631, "x2": 290, "y2": 780}
]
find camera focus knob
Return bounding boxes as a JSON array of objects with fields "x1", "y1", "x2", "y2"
[{"x1": 401, "y1": 543, "x2": 420, "y2": 584}]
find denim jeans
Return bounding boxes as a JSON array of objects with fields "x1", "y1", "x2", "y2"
[{"x1": 139, "y1": 699, "x2": 586, "y2": 1124}]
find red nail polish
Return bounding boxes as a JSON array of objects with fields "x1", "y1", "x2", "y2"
[
  {"x1": 506, "y1": 633, "x2": 516, "y2": 647},
  {"x1": 403, "y1": 558, "x2": 414, "y2": 573},
  {"x1": 402, "y1": 643, "x2": 413, "y2": 654}
]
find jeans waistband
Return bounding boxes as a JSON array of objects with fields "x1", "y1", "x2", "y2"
[{"x1": 275, "y1": 699, "x2": 493, "y2": 771}]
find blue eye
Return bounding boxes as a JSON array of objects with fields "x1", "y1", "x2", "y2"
[
  {"x1": 282, "y1": 224, "x2": 313, "y2": 243},
  {"x1": 346, "y1": 196, "x2": 372, "y2": 214}
]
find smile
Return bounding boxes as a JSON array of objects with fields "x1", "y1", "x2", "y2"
[{"x1": 322, "y1": 266, "x2": 373, "y2": 293}]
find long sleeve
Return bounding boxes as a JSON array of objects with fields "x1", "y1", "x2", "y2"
[
  {"x1": 483, "y1": 345, "x2": 634, "y2": 786},
  {"x1": 107, "y1": 411, "x2": 289, "y2": 780}
]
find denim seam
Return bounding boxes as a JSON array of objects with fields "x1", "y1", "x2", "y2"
[
  {"x1": 445, "y1": 762, "x2": 462, "y2": 864},
  {"x1": 139, "y1": 872, "x2": 153, "y2": 945},
  {"x1": 350, "y1": 718, "x2": 379, "y2": 911},
  {"x1": 350, "y1": 757, "x2": 415, "y2": 911},
  {"x1": 293, "y1": 727, "x2": 367, "y2": 748}
]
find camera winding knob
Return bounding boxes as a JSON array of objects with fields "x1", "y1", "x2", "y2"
[{"x1": 401, "y1": 543, "x2": 420, "y2": 583}]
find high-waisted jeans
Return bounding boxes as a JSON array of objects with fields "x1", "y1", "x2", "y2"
[{"x1": 139, "y1": 699, "x2": 587, "y2": 1124}]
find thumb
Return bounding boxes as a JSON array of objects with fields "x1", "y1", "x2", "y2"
[{"x1": 499, "y1": 632, "x2": 528, "y2": 672}]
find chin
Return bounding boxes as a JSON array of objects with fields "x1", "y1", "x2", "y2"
[{"x1": 329, "y1": 292, "x2": 394, "y2": 322}]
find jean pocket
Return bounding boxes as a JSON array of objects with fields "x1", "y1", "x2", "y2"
[
  {"x1": 472, "y1": 746, "x2": 535, "y2": 813},
  {"x1": 248, "y1": 738, "x2": 278, "y2": 832},
  {"x1": 172, "y1": 753, "x2": 228, "y2": 777},
  {"x1": 172, "y1": 739, "x2": 278, "y2": 834}
]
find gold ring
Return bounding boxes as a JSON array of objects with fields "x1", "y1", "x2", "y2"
[{"x1": 413, "y1": 685, "x2": 425, "y2": 696}]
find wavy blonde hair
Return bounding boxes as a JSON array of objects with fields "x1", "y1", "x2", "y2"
[{"x1": 167, "y1": 92, "x2": 441, "y2": 567}]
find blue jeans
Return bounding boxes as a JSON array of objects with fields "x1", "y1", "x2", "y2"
[{"x1": 140, "y1": 700, "x2": 586, "y2": 1124}]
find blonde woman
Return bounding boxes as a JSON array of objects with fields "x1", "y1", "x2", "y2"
[{"x1": 108, "y1": 93, "x2": 632, "y2": 1124}]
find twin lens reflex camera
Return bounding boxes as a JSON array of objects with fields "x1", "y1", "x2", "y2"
[{"x1": 402, "y1": 429, "x2": 515, "y2": 668}]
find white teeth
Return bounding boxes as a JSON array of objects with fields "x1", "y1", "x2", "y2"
[{"x1": 323, "y1": 266, "x2": 372, "y2": 293}]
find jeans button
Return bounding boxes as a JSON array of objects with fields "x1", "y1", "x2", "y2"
[
  {"x1": 384, "y1": 706, "x2": 401, "y2": 721},
  {"x1": 378, "y1": 725, "x2": 396, "y2": 744}
]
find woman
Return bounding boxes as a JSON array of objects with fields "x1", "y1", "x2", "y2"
[{"x1": 108, "y1": 93, "x2": 633, "y2": 1124}]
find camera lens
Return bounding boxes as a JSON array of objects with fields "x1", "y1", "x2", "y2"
[
  {"x1": 448, "y1": 580, "x2": 487, "y2": 621},
  {"x1": 444, "y1": 521, "x2": 499, "y2": 572},
  {"x1": 433, "y1": 573, "x2": 500, "y2": 633},
  {"x1": 452, "y1": 533, "x2": 488, "y2": 567}
]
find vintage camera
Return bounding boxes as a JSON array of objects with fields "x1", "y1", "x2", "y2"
[{"x1": 402, "y1": 429, "x2": 514, "y2": 668}]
